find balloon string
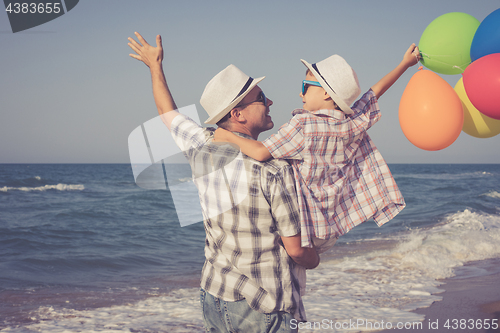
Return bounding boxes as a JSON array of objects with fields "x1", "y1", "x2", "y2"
[{"x1": 420, "y1": 51, "x2": 469, "y2": 73}]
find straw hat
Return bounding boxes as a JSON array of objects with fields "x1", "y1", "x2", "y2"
[
  {"x1": 301, "y1": 55, "x2": 361, "y2": 114},
  {"x1": 201, "y1": 64, "x2": 265, "y2": 124}
]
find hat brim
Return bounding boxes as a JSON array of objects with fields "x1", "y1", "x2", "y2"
[
  {"x1": 204, "y1": 76, "x2": 266, "y2": 124},
  {"x1": 301, "y1": 59, "x2": 354, "y2": 114}
]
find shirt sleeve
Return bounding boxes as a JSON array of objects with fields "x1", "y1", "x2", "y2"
[
  {"x1": 262, "y1": 117, "x2": 304, "y2": 160},
  {"x1": 170, "y1": 113, "x2": 211, "y2": 154},
  {"x1": 350, "y1": 89, "x2": 381, "y2": 131},
  {"x1": 268, "y1": 165, "x2": 301, "y2": 237}
]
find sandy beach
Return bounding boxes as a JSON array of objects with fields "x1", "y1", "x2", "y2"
[{"x1": 377, "y1": 258, "x2": 500, "y2": 333}]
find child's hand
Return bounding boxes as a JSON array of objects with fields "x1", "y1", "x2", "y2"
[
  {"x1": 213, "y1": 128, "x2": 230, "y2": 142},
  {"x1": 371, "y1": 43, "x2": 422, "y2": 98},
  {"x1": 402, "y1": 43, "x2": 421, "y2": 69}
]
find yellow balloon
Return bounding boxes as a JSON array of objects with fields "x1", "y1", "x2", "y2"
[{"x1": 455, "y1": 78, "x2": 500, "y2": 138}]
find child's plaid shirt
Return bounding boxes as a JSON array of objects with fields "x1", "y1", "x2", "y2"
[{"x1": 263, "y1": 89, "x2": 406, "y2": 247}]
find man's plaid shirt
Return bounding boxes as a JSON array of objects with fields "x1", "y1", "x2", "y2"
[
  {"x1": 170, "y1": 113, "x2": 306, "y2": 321},
  {"x1": 263, "y1": 90, "x2": 406, "y2": 248}
]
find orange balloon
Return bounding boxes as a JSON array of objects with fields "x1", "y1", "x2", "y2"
[{"x1": 399, "y1": 69, "x2": 463, "y2": 151}]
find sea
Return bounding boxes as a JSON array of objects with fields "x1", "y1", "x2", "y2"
[{"x1": 1, "y1": 163, "x2": 500, "y2": 332}]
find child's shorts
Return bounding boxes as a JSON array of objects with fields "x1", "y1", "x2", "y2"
[{"x1": 312, "y1": 236, "x2": 338, "y2": 254}]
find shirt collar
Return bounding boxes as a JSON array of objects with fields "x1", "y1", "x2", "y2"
[{"x1": 291, "y1": 108, "x2": 346, "y2": 120}]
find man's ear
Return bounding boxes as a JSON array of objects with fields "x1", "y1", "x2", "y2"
[{"x1": 230, "y1": 108, "x2": 245, "y2": 123}]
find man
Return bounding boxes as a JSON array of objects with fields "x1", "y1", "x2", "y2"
[{"x1": 128, "y1": 32, "x2": 319, "y2": 332}]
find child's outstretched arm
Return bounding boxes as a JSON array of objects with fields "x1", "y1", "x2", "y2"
[
  {"x1": 214, "y1": 128, "x2": 272, "y2": 161},
  {"x1": 371, "y1": 43, "x2": 421, "y2": 99}
]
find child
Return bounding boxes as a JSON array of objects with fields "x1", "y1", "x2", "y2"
[{"x1": 214, "y1": 44, "x2": 420, "y2": 255}]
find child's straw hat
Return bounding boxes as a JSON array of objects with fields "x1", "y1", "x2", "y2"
[{"x1": 301, "y1": 55, "x2": 361, "y2": 114}]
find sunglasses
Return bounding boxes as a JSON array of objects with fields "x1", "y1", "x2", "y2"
[
  {"x1": 302, "y1": 80, "x2": 322, "y2": 95},
  {"x1": 236, "y1": 91, "x2": 267, "y2": 109}
]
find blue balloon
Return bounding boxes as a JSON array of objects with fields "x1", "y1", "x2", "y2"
[{"x1": 470, "y1": 8, "x2": 500, "y2": 61}]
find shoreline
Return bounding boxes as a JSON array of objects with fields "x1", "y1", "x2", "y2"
[{"x1": 377, "y1": 258, "x2": 500, "y2": 332}]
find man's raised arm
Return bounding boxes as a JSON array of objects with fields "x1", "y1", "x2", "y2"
[{"x1": 128, "y1": 32, "x2": 179, "y2": 129}]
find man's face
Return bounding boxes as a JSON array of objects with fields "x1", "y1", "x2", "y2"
[{"x1": 238, "y1": 86, "x2": 274, "y2": 137}]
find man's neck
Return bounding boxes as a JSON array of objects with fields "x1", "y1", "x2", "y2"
[{"x1": 219, "y1": 124, "x2": 258, "y2": 140}]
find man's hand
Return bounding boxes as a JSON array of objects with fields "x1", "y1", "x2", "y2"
[
  {"x1": 127, "y1": 31, "x2": 177, "y2": 124},
  {"x1": 281, "y1": 234, "x2": 320, "y2": 269},
  {"x1": 128, "y1": 32, "x2": 163, "y2": 68}
]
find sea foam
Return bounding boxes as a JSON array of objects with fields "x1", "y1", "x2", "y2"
[
  {"x1": 484, "y1": 190, "x2": 500, "y2": 199},
  {"x1": 0, "y1": 184, "x2": 84, "y2": 192},
  {"x1": 0, "y1": 289, "x2": 204, "y2": 333}
]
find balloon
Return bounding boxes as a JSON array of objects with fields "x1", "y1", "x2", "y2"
[
  {"x1": 463, "y1": 53, "x2": 500, "y2": 120},
  {"x1": 399, "y1": 69, "x2": 463, "y2": 151},
  {"x1": 419, "y1": 12, "x2": 480, "y2": 75},
  {"x1": 455, "y1": 78, "x2": 500, "y2": 138},
  {"x1": 470, "y1": 8, "x2": 500, "y2": 61}
]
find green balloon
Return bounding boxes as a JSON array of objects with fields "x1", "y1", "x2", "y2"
[{"x1": 419, "y1": 12, "x2": 480, "y2": 75}]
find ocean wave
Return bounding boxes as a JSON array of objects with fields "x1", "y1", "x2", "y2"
[
  {"x1": 483, "y1": 190, "x2": 500, "y2": 199},
  {"x1": 178, "y1": 177, "x2": 192, "y2": 183},
  {"x1": 300, "y1": 209, "x2": 500, "y2": 331},
  {"x1": 0, "y1": 184, "x2": 85, "y2": 192},
  {"x1": 396, "y1": 171, "x2": 493, "y2": 181},
  {"x1": 394, "y1": 210, "x2": 500, "y2": 277}
]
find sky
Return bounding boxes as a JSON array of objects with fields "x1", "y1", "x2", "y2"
[{"x1": 1, "y1": 0, "x2": 499, "y2": 164}]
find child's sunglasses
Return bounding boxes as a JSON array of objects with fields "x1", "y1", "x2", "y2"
[{"x1": 302, "y1": 80, "x2": 322, "y2": 95}]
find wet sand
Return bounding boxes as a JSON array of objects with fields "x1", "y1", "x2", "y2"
[{"x1": 378, "y1": 258, "x2": 500, "y2": 332}]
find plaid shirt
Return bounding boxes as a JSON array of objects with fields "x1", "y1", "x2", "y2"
[
  {"x1": 262, "y1": 90, "x2": 406, "y2": 248},
  {"x1": 170, "y1": 113, "x2": 306, "y2": 321}
]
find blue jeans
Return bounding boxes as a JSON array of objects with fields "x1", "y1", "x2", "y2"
[{"x1": 200, "y1": 288, "x2": 297, "y2": 333}]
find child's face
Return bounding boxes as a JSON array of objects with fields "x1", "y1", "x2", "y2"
[{"x1": 300, "y1": 72, "x2": 327, "y2": 112}]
